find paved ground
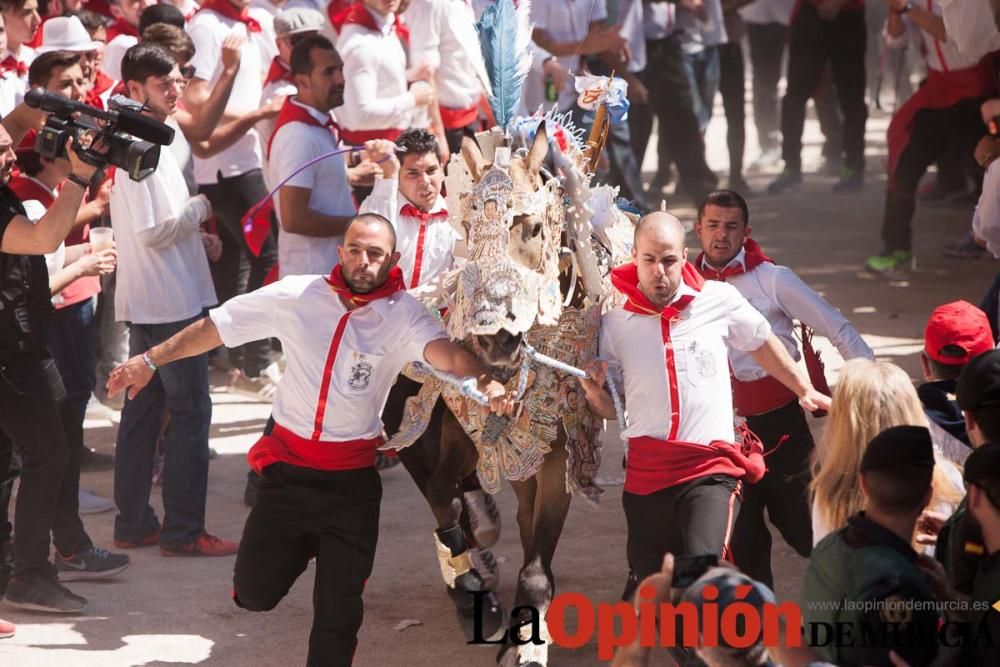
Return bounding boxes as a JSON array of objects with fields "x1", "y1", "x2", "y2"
[{"x1": 0, "y1": 105, "x2": 996, "y2": 666}]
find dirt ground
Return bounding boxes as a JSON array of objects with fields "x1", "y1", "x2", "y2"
[{"x1": 0, "y1": 107, "x2": 996, "y2": 667}]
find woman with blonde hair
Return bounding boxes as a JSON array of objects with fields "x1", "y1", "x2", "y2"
[{"x1": 811, "y1": 358, "x2": 965, "y2": 547}]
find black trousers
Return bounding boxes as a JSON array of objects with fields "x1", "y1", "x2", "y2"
[
  {"x1": 781, "y1": 4, "x2": 867, "y2": 172},
  {"x1": 881, "y1": 97, "x2": 986, "y2": 253},
  {"x1": 199, "y1": 168, "x2": 276, "y2": 377},
  {"x1": 233, "y1": 462, "x2": 381, "y2": 667},
  {"x1": 629, "y1": 34, "x2": 717, "y2": 200},
  {"x1": 718, "y1": 41, "x2": 746, "y2": 181},
  {"x1": 730, "y1": 401, "x2": 814, "y2": 589},
  {"x1": 0, "y1": 355, "x2": 73, "y2": 580},
  {"x1": 622, "y1": 474, "x2": 742, "y2": 581},
  {"x1": 747, "y1": 22, "x2": 788, "y2": 151}
]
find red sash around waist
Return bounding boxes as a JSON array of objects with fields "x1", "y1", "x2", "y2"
[
  {"x1": 732, "y1": 375, "x2": 799, "y2": 417},
  {"x1": 438, "y1": 100, "x2": 481, "y2": 130},
  {"x1": 339, "y1": 127, "x2": 403, "y2": 145},
  {"x1": 625, "y1": 435, "x2": 766, "y2": 496},
  {"x1": 247, "y1": 421, "x2": 381, "y2": 474}
]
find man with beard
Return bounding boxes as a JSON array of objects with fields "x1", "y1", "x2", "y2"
[
  {"x1": 579, "y1": 212, "x2": 830, "y2": 588},
  {"x1": 268, "y1": 34, "x2": 385, "y2": 278},
  {"x1": 107, "y1": 212, "x2": 518, "y2": 666},
  {"x1": 108, "y1": 44, "x2": 234, "y2": 557},
  {"x1": 692, "y1": 189, "x2": 873, "y2": 588}
]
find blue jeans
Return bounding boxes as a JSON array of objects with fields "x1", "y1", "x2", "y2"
[
  {"x1": 682, "y1": 46, "x2": 720, "y2": 133},
  {"x1": 113, "y1": 315, "x2": 212, "y2": 547}
]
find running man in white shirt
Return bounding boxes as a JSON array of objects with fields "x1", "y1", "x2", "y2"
[
  {"x1": 692, "y1": 189, "x2": 873, "y2": 588},
  {"x1": 107, "y1": 212, "x2": 518, "y2": 666},
  {"x1": 109, "y1": 44, "x2": 236, "y2": 558},
  {"x1": 579, "y1": 212, "x2": 830, "y2": 587}
]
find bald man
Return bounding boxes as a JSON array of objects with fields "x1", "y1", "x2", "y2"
[
  {"x1": 108, "y1": 213, "x2": 518, "y2": 665},
  {"x1": 580, "y1": 212, "x2": 829, "y2": 585}
]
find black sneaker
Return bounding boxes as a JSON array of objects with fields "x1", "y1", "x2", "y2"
[
  {"x1": 55, "y1": 547, "x2": 130, "y2": 582},
  {"x1": 3, "y1": 574, "x2": 87, "y2": 613}
]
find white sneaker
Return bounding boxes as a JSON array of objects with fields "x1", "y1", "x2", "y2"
[{"x1": 78, "y1": 489, "x2": 115, "y2": 515}]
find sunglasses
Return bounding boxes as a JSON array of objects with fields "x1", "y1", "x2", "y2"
[{"x1": 180, "y1": 65, "x2": 195, "y2": 80}]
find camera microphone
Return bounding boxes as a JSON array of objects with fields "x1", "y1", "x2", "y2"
[
  {"x1": 24, "y1": 88, "x2": 175, "y2": 146},
  {"x1": 113, "y1": 108, "x2": 175, "y2": 146}
]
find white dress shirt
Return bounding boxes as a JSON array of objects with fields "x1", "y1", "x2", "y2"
[
  {"x1": 335, "y1": 9, "x2": 417, "y2": 134},
  {"x1": 406, "y1": 0, "x2": 488, "y2": 111},
  {"x1": 270, "y1": 98, "x2": 356, "y2": 277},
  {"x1": 2, "y1": 45, "x2": 34, "y2": 108},
  {"x1": 884, "y1": 0, "x2": 981, "y2": 71},
  {"x1": 938, "y1": 0, "x2": 1000, "y2": 62},
  {"x1": 210, "y1": 275, "x2": 447, "y2": 441},
  {"x1": 702, "y1": 249, "x2": 873, "y2": 382},
  {"x1": 359, "y1": 176, "x2": 459, "y2": 289},
  {"x1": 600, "y1": 279, "x2": 771, "y2": 443},
  {"x1": 187, "y1": 10, "x2": 269, "y2": 184}
]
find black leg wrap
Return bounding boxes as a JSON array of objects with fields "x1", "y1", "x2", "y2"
[{"x1": 436, "y1": 524, "x2": 467, "y2": 557}]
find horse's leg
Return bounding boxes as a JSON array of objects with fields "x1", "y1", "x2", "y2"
[
  {"x1": 509, "y1": 435, "x2": 572, "y2": 667},
  {"x1": 431, "y1": 408, "x2": 506, "y2": 642}
]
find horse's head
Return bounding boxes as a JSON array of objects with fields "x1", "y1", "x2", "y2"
[{"x1": 452, "y1": 123, "x2": 566, "y2": 367}]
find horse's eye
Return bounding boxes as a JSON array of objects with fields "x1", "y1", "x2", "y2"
[{"x1": 530, "y1": 222, "x2": 542, "y2": 238}]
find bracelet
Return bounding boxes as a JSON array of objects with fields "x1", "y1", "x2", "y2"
[
  {"x1": 141, "y1": 351, "x2": 158, "y2": 371},
  {"x1": 67, "y1": 172, "x2": 91, "y2": 189}
]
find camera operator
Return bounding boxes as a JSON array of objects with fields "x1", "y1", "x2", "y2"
[
  {"x1": 108, "y1": 43, "x2": 237, "y2": 557},
  {"x1": 0, "y1": 108, "x2": 105, "y2": 612}
]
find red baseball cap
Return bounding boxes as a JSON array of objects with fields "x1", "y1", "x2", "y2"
[{"x1": 924, "y1": 300, "x2": 995, "y2": 365}]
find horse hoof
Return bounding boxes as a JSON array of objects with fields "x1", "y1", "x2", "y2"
[
  {"x1": 464, "y1": 489, "x2": 501, "y2": 548},
  {"x1": 447, "y1": 570, "x2": 507, "y2": 642}
]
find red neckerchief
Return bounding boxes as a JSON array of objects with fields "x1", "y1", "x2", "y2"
[
  {"x1": 333, "y1": 2, "x2": 409, "y2": 47},
  {"x1": 198, "y1": 0, "x2": 262, "y2": 32},
  {"x1": 400, "y1": 203, "x2": 448, "y2": 222},
  {"x1": 399, "y1": 202, "x2": 447, "y2": 287},
  {"x1": 85, "y1": 70, "x2": 116, "y2": 109},
  {"x1": 266, "y1": 97, "x2": 339, "y2": 159},
  {"x1": 263, "y1": 57, "x2": 291, "y2": 87},
  {"x1": 107, "y1": 18, "x2": 140, "y2": 40},
  {"x1": 326, "y1": 264, "x2": 406, "y2": 308},
  {"x1": 0, "y1": 55, "x2": 27, "y2": 77},
  {"x1": 695, "y1": 238, "x2": 773, "y2": 281},
  {"x1": 611, "y1": 262, "x2": 703, "y2": 320}
]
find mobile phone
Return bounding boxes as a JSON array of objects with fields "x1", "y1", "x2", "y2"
[{"x1": 671, "y1": 554, "x2": 720, "y2": 589}]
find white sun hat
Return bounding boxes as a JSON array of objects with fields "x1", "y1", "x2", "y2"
[{"x1": 35, "y1": 16, "x2": 104, "y2": 55}]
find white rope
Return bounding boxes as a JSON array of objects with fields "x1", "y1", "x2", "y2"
[{"x1": 411, "y1": 362, "x2": 489, "y2": 406}]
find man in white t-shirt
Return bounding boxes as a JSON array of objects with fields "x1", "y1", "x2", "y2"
[
  {"x1": 186, "y1": 0, "x2": 279, "y2": 390},
  {"x1": 579, "y1": 212, "x2": 829, "y2": 588},
  {"x1": 107, "y1": 213, "x2": 518, "y2": 665},
  {"x1": 109, "y1": 44, "x2": 237, "y2": 558},
  {"x1": 100, "y1": 0, "x2": 153, "y2": 79},
  {"x1": 269, "y1": 34, "x2": 369, "y2": 277}
]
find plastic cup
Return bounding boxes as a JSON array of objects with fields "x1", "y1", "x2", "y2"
[{"x1": 89, "y1": 227, "x2": 114, "y2": 252}]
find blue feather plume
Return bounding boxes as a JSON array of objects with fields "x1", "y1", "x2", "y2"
[{"x1": 477, "y1": 0, "x2": 533, "y2": 131}]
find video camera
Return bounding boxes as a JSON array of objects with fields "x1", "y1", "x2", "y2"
[{"x1": 24, "y1": 88, "x2": 176, "y2": 182}]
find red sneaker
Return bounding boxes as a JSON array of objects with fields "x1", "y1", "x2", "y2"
[
  {"x1": 0, "y1": 617, "x2": 14, "y2": 639},
  {"x1": 160, "y1": 533, "x2": 238, "y2": 557},
  {"x1": 113, "y1": 528, "x2": 160, "y2": 549}
]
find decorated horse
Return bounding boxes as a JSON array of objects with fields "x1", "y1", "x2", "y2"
[{"x1": 383, "y1": 3, "x2": 637, "y2": 661}]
